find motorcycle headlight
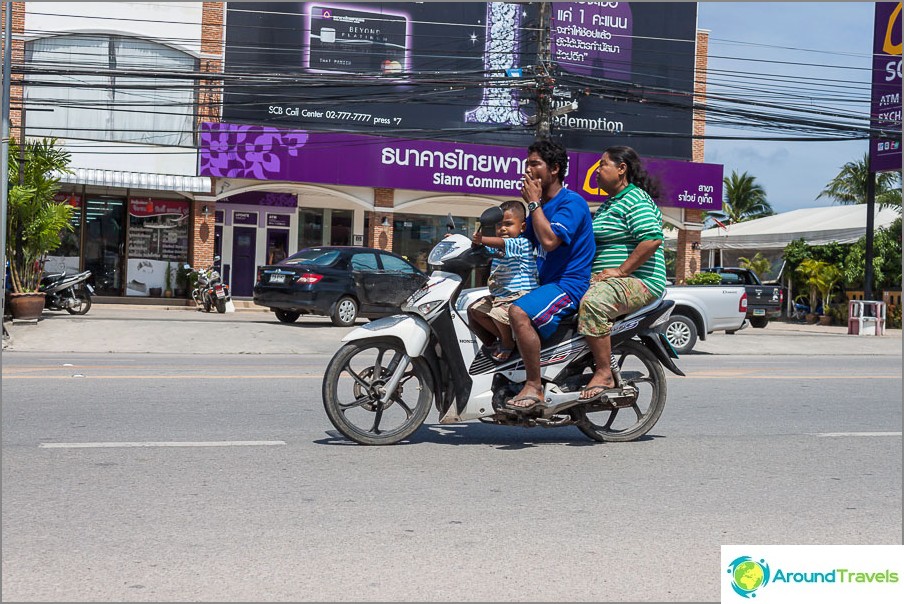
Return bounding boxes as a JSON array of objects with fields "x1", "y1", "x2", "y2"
[
  {"x1": 417, "y1": 299, "x2": 443, "y2": 315},
  {"x1": 427, "y1": 241, "x2": 456, "y2": 265}
]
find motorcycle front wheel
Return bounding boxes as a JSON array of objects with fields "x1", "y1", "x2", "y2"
[
  {"x1": 322, "y1": 338, "x2": 433, "y2": 445},
  {"x1": 65, "y1": 290, "x2": 92, "y2": 315},
  {"x1": 573, "y1": 339, "x2": 666, "y2": 443}
]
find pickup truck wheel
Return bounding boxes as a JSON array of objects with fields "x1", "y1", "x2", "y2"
[
  {"x1": 750, "y1": 317, "x2": 769, "y2": 328},
  {"x1": 663, "y1": 315, "x2": 697, "y2": 354}
]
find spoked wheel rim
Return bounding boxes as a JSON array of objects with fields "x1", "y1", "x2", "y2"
[
  {"x1": 337, "y1": 299, "x2": 357, "y2": 324},
  {"x1": 665, "y1": 321, "x2": 690, "y2": 349},
  {"x1": 323, "y1": 340, "x2": 432, "y2": 445},
  {"x1": 574, "y1": 340, "x2": 666, "y2": 442}
]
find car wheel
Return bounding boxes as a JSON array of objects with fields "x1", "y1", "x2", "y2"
[
  {"x1": 663, "y1": 315, "x2": 697, "y2": 354},
  {"x1": 331, "y1": 296, "x2": 358, "y2": 327},
  {"x1": 750, "y1": 317, "x2": 769, "y2": 328},
  {"x1": 275, "y1": 309, "x2": 300, "y2": 323}
]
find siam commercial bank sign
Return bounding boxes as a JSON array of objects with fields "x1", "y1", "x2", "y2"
[
  {"x1": 871, "y1": 2, "x2": 902, "y2": 173},
  {"x1": 200, "y1": 122, "x2": 722, "y2": 210}
]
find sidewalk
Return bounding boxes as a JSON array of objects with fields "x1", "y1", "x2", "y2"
[{"x1": 2, "y1": 305, "x2": 902, "y2": 356}]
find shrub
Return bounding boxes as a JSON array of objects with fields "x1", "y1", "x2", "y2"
[{"x1": 685, "y1": 272, "x2": 723, "y2": 285}]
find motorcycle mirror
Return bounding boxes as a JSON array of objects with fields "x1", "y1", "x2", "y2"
[
  {"x1": 183, "y1": 264, "x2": 191, "y2": 270},
  {"x1": 213, "y1": 255, "x2": 221, "y2": 262},
  {"x1": 445, "y1": 213, "x2": 456, "y2": 232},
  {"x1": 478, "y1": 206, "x2": 504, "y2": 227}
]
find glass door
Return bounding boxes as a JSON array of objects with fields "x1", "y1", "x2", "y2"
[{"x1": 84, "y1": 196, "x2": 126, "y2": 295}]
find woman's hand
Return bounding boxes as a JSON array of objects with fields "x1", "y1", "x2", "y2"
[{"x1": 591, "y1": 267, "x2": 628, "y2": 282}]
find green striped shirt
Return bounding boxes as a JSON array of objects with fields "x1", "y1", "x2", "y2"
[{"x1": 591, "y1": 183, "x2": 667, "y2": 297}]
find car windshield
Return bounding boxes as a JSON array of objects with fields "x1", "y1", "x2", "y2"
[{"x1": 281, "y1": 249, "x2": 341, "y2": 266}]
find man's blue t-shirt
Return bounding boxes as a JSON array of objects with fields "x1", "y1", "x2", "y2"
[{"x1": 524, "y1": 187, "x2": 595, "y2": 303}]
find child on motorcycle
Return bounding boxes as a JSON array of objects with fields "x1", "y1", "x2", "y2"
[{"x1": 467, "y1": 200, "x2": 539, "y2": 362}]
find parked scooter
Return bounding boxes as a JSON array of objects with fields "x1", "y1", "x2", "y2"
[
  {"x1": 321, "y1": 207, "x2": 684, "y2": 446},
  {"x1": 185, "y1": 257, "x2": 231, "y2": 313},
  {"x1": 40, "y1": 269, "x2": 94, "y2": 315}
]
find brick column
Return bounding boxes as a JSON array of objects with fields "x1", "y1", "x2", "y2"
[
  {"x1": 368, "y1": 188, "x2": 394, "y2": 251},
  {"x1": 675, "y1": 29, "x2": 710, "y2": 283},
  {"x1": 198, "y1": 2, "x2": 224, "y2": 128},
  {"x1": 191, "y1": 197, "x2": 216, "y2": 270},
  {"x1": 2, "y1": 3, "x2": 26, "y2": 142}
]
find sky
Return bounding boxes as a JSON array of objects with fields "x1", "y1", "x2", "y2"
[{"x1": 696, "y1": 2, "x2": 881, "y2": 215}]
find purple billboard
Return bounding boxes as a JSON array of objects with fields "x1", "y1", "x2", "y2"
[
  {"x1": 871, "y1": 3, "x2": 902, "y2": 173},
  {"x1": 200, "y1": 122, "x2": 722, "y2": 211}
]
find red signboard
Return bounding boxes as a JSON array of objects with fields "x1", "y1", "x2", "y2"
[{"x1": 128, "y1": 197, "x2": 189, "y2": 217}]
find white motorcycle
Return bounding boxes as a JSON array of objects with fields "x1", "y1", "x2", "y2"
[{"x1": 322, "y1": 207, "x2": 684, "y2": 446}]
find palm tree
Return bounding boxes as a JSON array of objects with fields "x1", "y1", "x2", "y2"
[
  {"x1": 705, "y1": 170, "x2": 774, "y2": 226},
  {"x1": 817, "y1": 153, "x2": 902, "y2": 209}
]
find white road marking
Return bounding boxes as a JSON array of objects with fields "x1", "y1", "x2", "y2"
[
  {"x1": 812, "y1": 432, "x2": 902, "y2": 437},
  {"x1": 39, "y1": 440, "x2": 286, "y2": 449}
]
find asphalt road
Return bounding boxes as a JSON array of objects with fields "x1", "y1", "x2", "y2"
[{"x1": 1, "y1": 308, "x2": 901, "y2": 602}]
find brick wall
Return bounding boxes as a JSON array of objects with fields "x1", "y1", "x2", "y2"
[
  {"x1": 368, "y1": 188, "x2": 394, "y2": 251},
  {"x1": 2, "y1": 3, "x2": 26, "y2": 141}
]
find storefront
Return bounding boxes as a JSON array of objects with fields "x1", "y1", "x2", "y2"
[{"x1": 44, "y1": 185, "x2": 204, "y2": 298}]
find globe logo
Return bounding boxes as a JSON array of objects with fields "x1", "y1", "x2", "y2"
[{"x1": 727, "y1": 556, "x2": 771, "y2": 598}]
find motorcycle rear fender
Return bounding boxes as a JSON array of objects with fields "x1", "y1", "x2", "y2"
[
  {"x1": 638, "y1": 329, "x2": 685, "y2": 376},
  {"x1": 341, "y1": 314, "x2": 431, "y2": 358}
]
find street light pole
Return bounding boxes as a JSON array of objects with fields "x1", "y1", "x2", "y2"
[{"x1": 1, "y1": 2, "x2": 12, "y2": 328}]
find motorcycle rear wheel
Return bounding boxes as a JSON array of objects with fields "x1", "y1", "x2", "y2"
[
  {"x1": 573, "y1": 340, "x2": 666, "y2": 443},
  {"x1": 65, "y1": 292, "x2": 92, "y2": 315},
  {"x1": 322, "y1": 338, "x2": 433, "y2": 445},
  {"x1": 215, "y1": 299, "x2": 226, "y2": 313}
]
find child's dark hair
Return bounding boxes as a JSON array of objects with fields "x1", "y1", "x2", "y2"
[
  {"x1": 603, "y1": 145, "x2": 661, "y2": 200},
  {"x1": 500, "y1": 200, "x2": 526, "y2": 220},
  {"x1": 528, "y1": 139, "x2": 568, "y2": 183}
]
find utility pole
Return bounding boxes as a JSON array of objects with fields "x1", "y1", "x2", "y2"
[
  {"x1": 864, "y1": 157, "x2": 876, "y2": 301},
  {"x1": 1, "y1": 2, "x2": 12, "y2": 331},
  {"x1": 534, "y1": 1, "x2": 553, "y2": 140}
]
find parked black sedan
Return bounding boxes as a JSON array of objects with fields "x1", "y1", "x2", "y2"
[{"x1": 253, "y1": 246, "x2": 428, "y2": 326}]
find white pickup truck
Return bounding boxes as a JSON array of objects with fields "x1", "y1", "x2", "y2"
[{"x1": 661, "y1": 285, "x2": 748, "y2": 354}]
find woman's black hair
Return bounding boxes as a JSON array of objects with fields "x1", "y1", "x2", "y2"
[
  {"x1": 528, "y1": 139, "x2": 568, "y2": 183},
  {"x1": 604, "y1": 145, "x2": 661, "y2": 200}
]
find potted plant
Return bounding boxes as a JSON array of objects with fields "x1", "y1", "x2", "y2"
[
  {"x1": 163, "y1": 261, "x2": 173, "y2": 298},
  {"x1": 175, "y1": 264, "x2": 193, "y2": 298},
  {"x1": 4, "y1": 138, "x2": 74, "y2": 320},
  {"x1": 796, "y1": 259, "x2": 843, "y2": 325}
]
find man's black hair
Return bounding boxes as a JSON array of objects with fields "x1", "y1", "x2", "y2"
[
  {"x1": 500, "y1": 200, "x2": 526, "y2": 220},
  {"x1": 528, "y1": 139, "x2": 568, "y2": 183}
]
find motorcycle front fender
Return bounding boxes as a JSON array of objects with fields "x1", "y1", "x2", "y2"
[{"x1": 341, "y1": 314, "x2": 430, "y2": 357}]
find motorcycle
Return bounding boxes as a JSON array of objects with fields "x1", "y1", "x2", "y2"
[
  {"x1": 321, "y1": 207, "x2": 684, "y2": 446},
  {"x1": 40, "y1": 269, "x2": 94, "y2": 315},
  {"x1": 185, "y1": 256, "x2": 231, "y2": 314}
]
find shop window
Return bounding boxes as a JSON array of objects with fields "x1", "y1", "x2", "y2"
[
  {"x1": 392, "y1": 213, "x2": 474, "y2": 272},
  {"x1": 330, "y1": 209, "x2": 353, "y2": 246},
  {"x1": 44, "y1": 192, "x2": 83, "y2": 274},
  {"x1": 126, "y1": 198, "x2": 190, "y2": 296},
  {"x1": 299, "y1": 208, "x2": 323, "y2": 248}
]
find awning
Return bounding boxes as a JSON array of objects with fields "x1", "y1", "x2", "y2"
[
  {"x1": 664, "y1": 205, "x2": 900, "y2": 250},
  {"x1": 55, "y1": 168, "x2": 211, "y2": 193}
]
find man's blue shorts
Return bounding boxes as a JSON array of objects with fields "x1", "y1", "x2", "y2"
[{"x1": 511, "y1": 283, "x2": 578, "y2": 341}]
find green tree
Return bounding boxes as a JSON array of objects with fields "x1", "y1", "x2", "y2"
[
  {"x1": 817, "y1": 153, "x2": 902, "y2": 209},
  {"x1": 796, "y1": 259, "x2": 844, "y2": 314},
  {"x1": 706, "y1": 170, "x2": 774, "y2": 226},
  {"x1": 5, "y1": 138, "x2": 74, "y2": 292},
  {"x1": 737, "y1": 252, "x2": 772, "y2": 280},
  {"x1": 842, "y1": 217, "x2": 902, "y2": 290}
]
